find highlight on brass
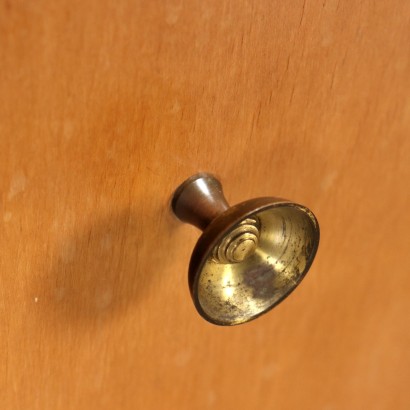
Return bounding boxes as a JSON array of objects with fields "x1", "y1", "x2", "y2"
[{"x1": 171, "y1": 173, "x2": 320, "y2": 326}]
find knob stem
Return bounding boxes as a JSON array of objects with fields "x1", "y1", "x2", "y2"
[{"x1": 171, "y1": 173, "x2": 230, "y2": 230}]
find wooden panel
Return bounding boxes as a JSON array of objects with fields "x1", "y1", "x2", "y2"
[{"x1": 1, "y1": 1, "x2": 409, "y2": 409}]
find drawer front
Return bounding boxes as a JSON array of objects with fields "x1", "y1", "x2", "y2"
[{"x1": 1, "y1": 1, "x2": 409, "y2": 409}]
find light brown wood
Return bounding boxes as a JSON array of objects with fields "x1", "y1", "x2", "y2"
[{"x1": 1, "y1": 1, "x2": 409, "y2": 409}]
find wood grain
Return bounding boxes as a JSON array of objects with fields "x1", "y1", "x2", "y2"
[{"x1": 1, "y1": 1, "x2": 409, "y2": 409}]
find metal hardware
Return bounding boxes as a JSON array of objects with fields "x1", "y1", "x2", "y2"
[{"x1": 172, "y1": 173, "x2": 320, "y2": 326}]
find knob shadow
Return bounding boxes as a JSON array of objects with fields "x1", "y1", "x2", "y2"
[{"x1": 32, "y1": 208, "x2": 177, "y2": 329}]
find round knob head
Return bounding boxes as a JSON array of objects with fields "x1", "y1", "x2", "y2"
[{"x1": 189, "y1": 197, "x2": 319, "y2": 325}]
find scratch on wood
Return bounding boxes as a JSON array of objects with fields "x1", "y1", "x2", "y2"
[
  {"x1": 330, "y1": 64, "x2": 338, "y2": 90},
  {"x1": 299, "y1": 0, "x2": 307, "y2": 28},
  {"x1": 289, "y1": 84, "x2": 296, "y2": 105},
  {"x1": 256, "y1": 102, "x2": 262, "y2": 124}
]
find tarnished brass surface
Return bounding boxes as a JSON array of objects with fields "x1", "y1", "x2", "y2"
[{"x1": 172, "y1": 173, "x2": 320, "y2": 326}]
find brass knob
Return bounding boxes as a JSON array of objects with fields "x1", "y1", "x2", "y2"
[{"x1": 172, "y1": 173, "x2": 320, "y2": 326}]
